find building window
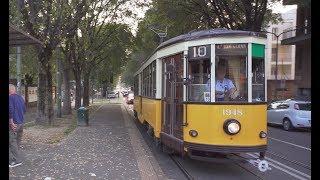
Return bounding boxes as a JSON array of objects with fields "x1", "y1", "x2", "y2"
[{"x1": 271, "y1": 65, "x2": 292, "y2": 79}]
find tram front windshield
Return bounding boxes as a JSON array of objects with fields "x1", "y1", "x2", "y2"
[
  {"x1": 187, "y1": 43, "x2": 251, "y2": 102},
  {"x1": 214, "y1": 56, "x2": 247, "y2": 102}
]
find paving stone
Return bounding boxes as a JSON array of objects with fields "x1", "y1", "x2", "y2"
[{"x1": 10, "y1": 104, "x2": 142, "y2": 179}]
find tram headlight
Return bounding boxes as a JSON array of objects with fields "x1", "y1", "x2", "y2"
[
  {"x1": 223, "y1": 119, "x2": 241, "y2": 135},
  {"x1": 189, "y1": 130, "x2": 198, "y2": 137},
  {"x1": 259, "y1": 131, "x2": 267, "y2": 138}
]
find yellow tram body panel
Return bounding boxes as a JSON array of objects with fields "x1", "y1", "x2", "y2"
[
  {"x1": 137, "y1": 96, "x2": 162, "y2": 138},
  {"x1": 133, "y1": 96, "x2": 141, "y2": 117},
  {"x1": 183, "y1": 104, "x2": 267, "y2": 146}
]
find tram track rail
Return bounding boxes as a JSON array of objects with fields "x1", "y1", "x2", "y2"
[
  {"x1": 169, "y1": 155, "x2": 194, "y2": 180},
  {"x1": 233, "y1": 161, "x2": 264, "y2": 180},
  {"x1": 265, "y1": 151, "x2": 311, "y2": 170}
]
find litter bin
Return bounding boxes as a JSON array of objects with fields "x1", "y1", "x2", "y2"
[{"x1": 77, "y1": 107, "x2": 89, "y2": 126}]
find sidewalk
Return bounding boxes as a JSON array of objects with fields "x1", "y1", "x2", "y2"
[{"x1": 10, "y1": 100, "x2": 165, "y2": 179}]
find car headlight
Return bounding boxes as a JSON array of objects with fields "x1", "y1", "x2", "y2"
[{"x1": 223, "y1": 119, "x2": 241, "y2": 135}]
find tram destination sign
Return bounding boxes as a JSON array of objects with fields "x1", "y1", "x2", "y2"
[
  {"x1": 216, "y1": 43, "x2": 247, "y2": 56},
  {"x1": 188, "y1": 45, "x2": 211, "y2": 60}
]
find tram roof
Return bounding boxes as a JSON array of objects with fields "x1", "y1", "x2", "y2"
[
  {"x1": 156, "y1": 28, "x2": 266, "y2": 51},
  {"x1": 135, "y1": 28, "x2": 267, "y2": 76}
]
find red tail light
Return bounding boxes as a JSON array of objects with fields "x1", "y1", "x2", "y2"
[{"x1": 294, "y1": 103, "x2": 299, "y2": 110}]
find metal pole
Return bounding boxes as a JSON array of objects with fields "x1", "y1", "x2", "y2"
[
  {"x1": 56, "y1": 54, "x2": 62, "y2": 118},
  {"x1": 16, "y1": 46, "x2": 21, "y2": 94},
  {"x1": 160, "y1": 37, "x2": 164, "y2": 44},
  {"x1": 274, "y1": 35, "x2": 279, "y2": 100}
]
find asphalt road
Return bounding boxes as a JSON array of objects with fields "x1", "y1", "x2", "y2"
[{"x1": 125, "y1": 102, "x2": 311, "y2": 180}]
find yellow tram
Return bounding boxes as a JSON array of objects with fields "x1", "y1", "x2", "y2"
[{"x1": 133, "y1": 29, "x2": 268, "y2": 167}]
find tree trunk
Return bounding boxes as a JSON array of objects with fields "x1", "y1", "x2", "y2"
[
  {"x1": 36, "y1": 49, "x2": 54, "y2": 125},
  {"x1": 46, "y1": 61, "x2": 54, "y2": 125},
  {"x1": 36, "y1": 55, "x2": 48, "y2": 125},
  {"x1": 62, "y1": 62, "x2": 72, "y2": 114},
  {"x1": 83, "y1": 73, "x2": 90, "y2": 107},
  {"x1": 102, "y1": 84, "x2": 107, "y2": 98},
  {"x1": 74, "y1": 71, "x2": 82, "y2": 109},
  {"x1": 25, "y1": 84, "x2": 29, "y2": 109}
]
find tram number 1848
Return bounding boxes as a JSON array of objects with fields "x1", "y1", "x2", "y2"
[{"x1": 222, "y1": 109, "x2": 243, "y2": 116}]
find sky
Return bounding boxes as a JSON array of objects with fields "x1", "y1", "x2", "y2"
[{"x1": 270, "y1": 1, "x2": 297, "y2": 13}]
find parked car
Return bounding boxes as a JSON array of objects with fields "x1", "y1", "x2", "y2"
[
  {"x1": 107, "y1": 92, "x2": 116, "y2": 98},
  {"x1": 122, "y1": 91, "x2": 129, "y2": 97},
  {"x1": 126, "y1": 92, "x2": 134, "y2": 104},
  {"x1": 267, "y1": 99, "x2": 311, "y2": 131}
]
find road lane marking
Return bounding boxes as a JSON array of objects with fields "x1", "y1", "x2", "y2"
[
  {"x1": 269, "y1": 137, "x2": 311, "y2": 151},
  {"x1": 268, "y1": 162, "x2": 308, "y2": 180},
  {"x1": 247, "y1": 153, "x2": 310, "y2": 180},
  {"x1": 253, "y1": 153, "x2": 311, "y2": 178}
]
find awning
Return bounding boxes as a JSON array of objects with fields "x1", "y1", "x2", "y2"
[{"x1": 9, "y1": 24, "x2": 44, "y2": 47}]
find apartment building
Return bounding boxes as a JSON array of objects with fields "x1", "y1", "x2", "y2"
[
  {"x1": 265, "y1": 8, "x2": 297, "y2": 100},
  {"x1": 282, "y1": 0, "x2": 311, "y2": 101}
]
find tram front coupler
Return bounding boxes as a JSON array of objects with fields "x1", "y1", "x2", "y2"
[{"x1": 248, "y1": 158, "x2": 271, "y2": 172}]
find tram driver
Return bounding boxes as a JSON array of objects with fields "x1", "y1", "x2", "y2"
[{"x1": 206, "y1": 63, "x2": 236, "y2": 101}]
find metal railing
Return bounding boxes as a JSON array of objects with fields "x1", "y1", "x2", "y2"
[{"x1": 281, "y1": 25, "x2": 311, "y2": 40}]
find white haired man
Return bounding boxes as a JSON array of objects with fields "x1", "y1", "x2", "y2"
[{"x1": 9, "y1": 84, "x2": 26, "y2": 168}]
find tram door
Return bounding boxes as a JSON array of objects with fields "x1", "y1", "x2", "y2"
[{"x1": 162, "y1": 54, "x2": 184, "y2": 140}]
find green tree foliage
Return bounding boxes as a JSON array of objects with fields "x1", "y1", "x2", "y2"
[
  {"x1": 134, "y1": 0, "x2": 282, "y2": 57},
  {"x1": 15, "y1": 0, "x2": 87, "y2": 124},
  {"x1": 92, "y1": 24, "x2": 134, "y2": 90},
  {"x1": 9, "y1": 46, "x2": 38, "y2": 85}
]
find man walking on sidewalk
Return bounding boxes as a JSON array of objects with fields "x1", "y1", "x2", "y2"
[{"x1": 9, "y1": 84, "x2": 26, "y2": 168}]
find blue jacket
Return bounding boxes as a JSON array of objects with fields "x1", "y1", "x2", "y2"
[{"x1": 9, "y1": 94, "x2": 26, "y2": 124}]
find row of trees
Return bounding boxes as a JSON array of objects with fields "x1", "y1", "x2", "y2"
[
  {"x1": 10, "y1": 0, "x2": 146, "y2": 125},
  {"x1": 121, "y1": 0, "x2": 282, "y2": 86},
  {"x1": 10, "y1": 0, "x2": 284, "y2": 125}
]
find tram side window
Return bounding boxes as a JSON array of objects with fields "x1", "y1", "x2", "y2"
[
  {"x1": 147, "y1": 65, "x2": 150, "y2": 97},
  {"x1": 152, "y1": 61, "x2": 156, "y2": 98},
  {"x1": 215, "y1": 43, "x2": 248, "y2": 102},
  {"x1": 142, "y1": 69, "x2": 146, "y2": 96},
  {"x1": 252, "y1": 58, "x2": 265, "y2": 102},
  {"x1": 187, "y1": 59, "x2": 211, "y2": 102},
  {"x1": 141, "y1": 63, "x2": 156, "y2": 98},
  {"x1": 134, "y1": 75, "x2": 139, "y2": 95}
]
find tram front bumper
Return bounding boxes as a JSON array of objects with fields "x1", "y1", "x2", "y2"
[{"x1": 185, "y1": 142, "x2": 267, "y2": 160}]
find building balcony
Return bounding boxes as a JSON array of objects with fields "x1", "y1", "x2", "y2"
[{"x1": 281, "y1": 26, "x2": 311, "y2": 45}]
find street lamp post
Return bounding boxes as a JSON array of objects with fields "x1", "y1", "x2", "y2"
[{"x1": 261, "y1": 30, "x2": 287, "y2": 100}]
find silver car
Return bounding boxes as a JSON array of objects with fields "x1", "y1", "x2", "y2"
[
  {"x1": 107, "y1": 92, "x2": 116, "y2": 98},
  {"x1": 267, "y1": 99, "x2": 311, "y2": 131}
]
